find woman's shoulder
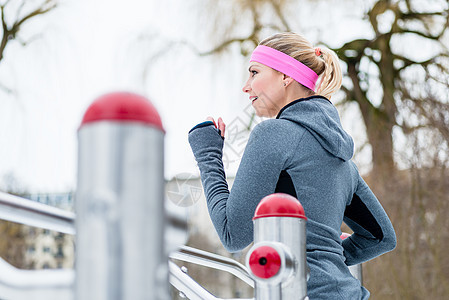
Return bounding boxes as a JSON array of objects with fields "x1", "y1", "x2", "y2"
[
  {"x1": 253, "y1": 118, "x2": 300, "y2": 132},
  {"x1": 250, "y1": 118, "x2": 305, "y2": 142}
]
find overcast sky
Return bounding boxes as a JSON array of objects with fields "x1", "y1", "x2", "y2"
[{"x1": 0, "y1": 0, "x2": 388, "y2": 193}]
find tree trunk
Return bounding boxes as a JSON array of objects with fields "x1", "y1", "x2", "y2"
[
  {"x1": 364, "y1": 110, "x2": 395, "y2": 178},
  {"x1": 347, "y1": 62, "x2": 396, "y2": 179},
  {"x1": 371, "y1": 34, "x2": 397, "y2": 178}
]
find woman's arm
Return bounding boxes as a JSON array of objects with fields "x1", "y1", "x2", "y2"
[
  {"x1": 342, "y1": 168, "x2": 397, "y2": 265},
  {"x1": 188, "y1": 120, "x2": 295, "y2": 252}
]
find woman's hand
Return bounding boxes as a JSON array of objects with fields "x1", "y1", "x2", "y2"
[{"x1": 206, "y1": 117, "x2": 226, "y2": 138}]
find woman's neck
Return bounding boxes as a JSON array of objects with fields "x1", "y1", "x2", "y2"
[{"x1": 284, "y1": 83, "x2": 314, "y2": 106}]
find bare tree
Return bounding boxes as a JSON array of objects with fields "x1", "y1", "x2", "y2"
[
  {"x1": 170, "y1": 0, "x2": 295, "y2": 57},
  {"x1": 0, "y1": 0, "x2": 57, "y2": 92},
  {"x1": 197, "y1": 0, "x2": 293, "y2": 55},
  {"x1": 335, "y1": 0, "x2": 449, "y2": 177},
  {"x1": 174, "y1": 0, "x2": 449, "y2": 179},
  {"x1": 0, "y1": 0, "x2": 57, "y2": 61}
]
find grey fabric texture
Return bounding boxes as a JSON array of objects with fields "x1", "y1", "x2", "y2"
[{"x1": 188, "y1": 96, "x2": 396, "y2": 299}]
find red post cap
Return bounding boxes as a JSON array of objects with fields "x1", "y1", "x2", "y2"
[
  {"x1": 253, "y1": 193, "x2": 307, "y2": 220},
  {"x1": 248, "y1": 245, "x2": 281, "y2": 279},
  {"x1": 80, "y1": 92, "x2": 164, "y2": 131}
]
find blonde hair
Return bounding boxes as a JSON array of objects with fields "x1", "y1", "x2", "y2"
[{"x1": 260, "y1": 32, "x2": 342, "y2": 100}]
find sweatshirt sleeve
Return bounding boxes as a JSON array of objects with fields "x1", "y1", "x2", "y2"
[
  {"x1": 342, "y1": 167, "x2": 397, "y2": 265},
  {"x1": 188, "y1": 120, "x2": 291, "y2": 252}
]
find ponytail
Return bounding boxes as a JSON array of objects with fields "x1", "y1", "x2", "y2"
[{"x1": 315, "y1": 47, "x2": 342, "y2": 100}]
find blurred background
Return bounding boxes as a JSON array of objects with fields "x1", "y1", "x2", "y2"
[{"x1": 0, "y1": 0, "x2": 448, "y2": 299}]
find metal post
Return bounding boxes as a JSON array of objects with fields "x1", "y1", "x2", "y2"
[
  {"x1": 340, "y1": 233, "x2": 363, "y2": 284},
  {"x1": 76, "y1": 92, "x2": 168, "y2": 300},
  {"x1": 246, "y1": 193, "x2": 308, "y2": 300}
]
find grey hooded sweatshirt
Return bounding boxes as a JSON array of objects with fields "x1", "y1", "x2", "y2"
[{"x1": 188, "y1": 96, "x2": 396, "y2": 299}]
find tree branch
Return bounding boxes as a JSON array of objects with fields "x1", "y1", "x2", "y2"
[
  {"x1": 0, "y1": 3, "x2": 10, "y2": 62},
  {"x1": 394, "y1": 28, "x2": 445, "y2": 40},
  {"x1": 414, "y1": 99, "x2": 449, "y2": 142},
  {"x1": 395, "y1": 53, "x2": 446, "y2": 73},
  {"x1": 401, "y1": 11, "x2": 446, "y2": 19},
  {"x1": 270, "y1": 1, "x2": 291, "y2": 31},
  {"x1": 190, "y1": 35, "x2": 257, "y2": 56},
  {"x1": 334, "y1": 38, "x2": 372, "y2": 63},
  {"x1": 14, "y1": 0, "x2": 57, "y2": 29},
  {"x1": 367, "y1": 0, "x2": 389, "y2": 36},
  {"x1": 0, "y1": 0, "x2": 58, "y2": 63}
]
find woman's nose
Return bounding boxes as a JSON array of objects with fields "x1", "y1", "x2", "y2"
[{"x1": 242, "y1": 81, "x2": 250, "y2": 93}]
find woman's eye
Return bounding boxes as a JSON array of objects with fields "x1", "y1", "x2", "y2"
[{"x1": 251, "y1": 70, "x2": 258, "y2": 76}]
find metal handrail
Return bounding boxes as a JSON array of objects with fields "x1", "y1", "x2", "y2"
[
  {"x1": 0, "y1": 192, "x2": 188, "y2": 239},
  {"x1": 169, "y1": 260, "x2": 218, "y2": 300},
  {"x1": 169, "y1": 245, "x2": 254, "y2": 288},
  {"x1": 0, "y1": 192, "x2": 75, "y2": 234},
  {"x1": 0, "y1": 256, "x2": 74, "y2": 300},
  {"x1": 169, "y1": 261, "x2": 253, "y2": 300},
  {"x1": 0, "y1": 191, "x2": 258, "y2": 299}
]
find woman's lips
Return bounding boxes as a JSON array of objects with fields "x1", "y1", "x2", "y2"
[{"x1": 250, "y1": 96, "x2": 258, "y2": 103}]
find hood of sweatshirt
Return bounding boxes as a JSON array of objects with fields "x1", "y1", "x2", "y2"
[{"x1": 276, "y1": 96, "x2": 354, "y2": 161}]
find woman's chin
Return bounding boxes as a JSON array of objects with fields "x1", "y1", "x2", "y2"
[{"x1": 252, "y1": 103, "x2": 274, "y2": 118}]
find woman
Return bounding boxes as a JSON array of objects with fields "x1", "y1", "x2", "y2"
[{"x1": 188, "y1": 32, "x2": 396, "y2": 299}]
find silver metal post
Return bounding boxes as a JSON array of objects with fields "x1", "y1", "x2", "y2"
[
  {"x1": 246, "y1": 193, "x2": 308, "y2": 300},
  {"x1": 76, "y1": 92, "x2": 168, "y2": 300}
]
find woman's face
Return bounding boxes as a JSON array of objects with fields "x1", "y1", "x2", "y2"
[{"x1": 242, "y1": 62, "x2": 286, "y2": 117}]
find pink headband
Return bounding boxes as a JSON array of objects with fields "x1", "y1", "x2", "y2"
[{"x1": 250, "y1": 45, "x2": 318, "y2": 91}]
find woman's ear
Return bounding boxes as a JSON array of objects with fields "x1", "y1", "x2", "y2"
[{"x1": 283, "y1": 75, "x2": 293, "y2": 87}]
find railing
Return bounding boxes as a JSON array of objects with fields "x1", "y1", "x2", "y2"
[
  {"x1": 0, "y1": 189, "x2": 247, "y2": 300},
  {"x1": 0, "y1": 192, "x2": 74, "y2": 299},
  {"x1": 0, "y1": 191, "x2": 75, "y2": 234},
  {"x1": 0, "y1": 92, "x2": 363, "y2": 299},
  {"x1": 169, "y1": 260, "x2": 253, "y2": 300},
  {"x1": 170, "y1": 246, "x2": 254, "y2": 288}
]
